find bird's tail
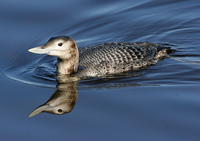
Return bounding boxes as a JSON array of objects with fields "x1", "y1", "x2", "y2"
[{"x1": 155, "y1": 46, "x2": 175, "y2": 59}]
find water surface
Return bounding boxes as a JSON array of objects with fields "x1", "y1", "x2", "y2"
[{"x1": 1, "y1": 0, "x2": 200, "y2": 140}]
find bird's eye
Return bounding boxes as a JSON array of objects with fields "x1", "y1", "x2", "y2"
[
  {"x1": 57, "y1": 109, "x2": 62, "y2": 113},
  {"x1": 58, "y1": 43, "x2": 63, "y2": 47}
]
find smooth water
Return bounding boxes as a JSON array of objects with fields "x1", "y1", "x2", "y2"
[{"x1": 1, "y1": 0, "x2": 200, "y2": 140}]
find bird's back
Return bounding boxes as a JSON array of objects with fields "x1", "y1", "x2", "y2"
[{"x1": 78, "y1": 42, "x2": 170, "y2": 76}]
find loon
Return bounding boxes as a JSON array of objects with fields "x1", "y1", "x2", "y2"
[{"x1": 28, "y1": 36, "x2": 171, "y2": 77}]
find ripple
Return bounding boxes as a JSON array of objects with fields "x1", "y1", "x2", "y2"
[
  {"x1": 2, "y1": 52, "x2": 200, "y2": 89},
  {"x1": 2, "y1": 55, "x2": 57, "y2": 88}
]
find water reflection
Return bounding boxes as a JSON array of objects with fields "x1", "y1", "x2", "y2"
[
  {"x1": 28, "y1": 74, "x2": 142, "y2": 117},
  {"x1": 29, "y1": 77, "x2": 78, "y2": 117}
]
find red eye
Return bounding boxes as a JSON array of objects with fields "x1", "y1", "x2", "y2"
[{"x1": 58, "y1": 43, "x2": 63, "y2": 46}]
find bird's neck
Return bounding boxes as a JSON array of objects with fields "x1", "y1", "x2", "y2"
[{"x1": 57, "y1": 55, "x2": 79, "y2": 75}]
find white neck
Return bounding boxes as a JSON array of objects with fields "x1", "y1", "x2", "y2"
[{"x1": 56, "y1": 51, "x2": 79, "y2": 75}]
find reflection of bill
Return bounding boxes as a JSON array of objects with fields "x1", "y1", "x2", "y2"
[{"x1": 29, "y1": 80, "x2": 78, "y2": 117}]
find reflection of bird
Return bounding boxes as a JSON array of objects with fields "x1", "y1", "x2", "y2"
[
  {"x1": 29, "y1": 82, "x2": 78, "y2": 117},
  {"x1": 29, "y1": 36, "x2": 171, "y2": 76}
]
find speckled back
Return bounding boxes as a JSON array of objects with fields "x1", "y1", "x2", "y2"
[{"x1": 78, "y1": 42, "x2": 169, "y2": 76}]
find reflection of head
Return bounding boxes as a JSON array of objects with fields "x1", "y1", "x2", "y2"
[{"x1": 29, "y1": 81, "x2": 78, "y2": 117}]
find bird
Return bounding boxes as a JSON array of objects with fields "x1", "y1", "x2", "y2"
[{"x1": 28, "y1": 36, "x2": 171, "y2": 77}]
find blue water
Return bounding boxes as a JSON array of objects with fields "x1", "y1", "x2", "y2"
[{"x1": 1, "y1": 0, "x2": 200, "y2": 140}]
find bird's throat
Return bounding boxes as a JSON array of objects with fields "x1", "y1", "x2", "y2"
[{"x1": 57, "y1": 58, "x2": 78, "y2": 75}]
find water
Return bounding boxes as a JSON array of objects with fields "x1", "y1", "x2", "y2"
[{"x1": 1, "y1": 0, "x2": 200, "y2": 140}]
